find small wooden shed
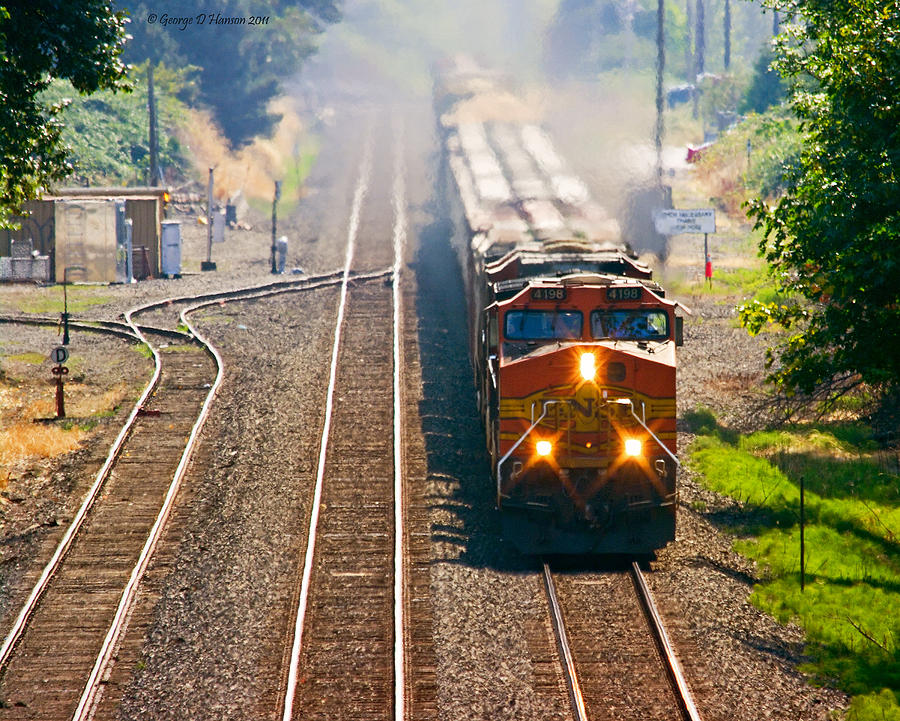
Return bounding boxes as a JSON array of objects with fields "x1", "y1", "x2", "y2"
[{"x1": 0, "y1": 187, "x2": 166, "y2": 281}]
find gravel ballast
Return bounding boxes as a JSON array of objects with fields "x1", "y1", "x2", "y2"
[{"x1": 0, "y1": 99, "x2": 850, "y2": 720}]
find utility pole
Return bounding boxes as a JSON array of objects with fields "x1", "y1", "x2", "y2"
[
  {"x1": 692, "y1": 0, "x2": 705, "y2": 119},
  {"x1": 694, "y1": 0, "x2": 705, "y2": 77},
  {"x1": 685, "y1": 0, "x2": 693, "y2": 82},
  {"x1": 148, "y1": 64, "x2": 159, "y2": 186},
  {"x1": 723, "y1": 0, "x2": 731, "y2": 71},
  {"x1": 655, "y1": 0, "x2": 665, "y2": 180}
]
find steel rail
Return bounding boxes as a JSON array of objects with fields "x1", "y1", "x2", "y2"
[
  {"x1": 542, "y1": 563, "x2": 589, "y2": 721},
  {"x1": 71, "y1": 295, "x2": 226, "y2": 719},
  {"x1": 631, "y1": 562, "x2": 703, "y2": 721},
  {"x1": 0, "y1": 310, "x2": 163, "y2": 671},
  {"x1": 391, "y1": 116, "x2": 408, "y2": 721},
  {"x1": 70, "y1": 272, "x2": 393, "y2": 718},
  {"x1": 282, "y1": 132, "x2": 374, "y2": 721}
]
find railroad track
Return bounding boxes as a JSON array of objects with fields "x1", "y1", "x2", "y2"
[
  {"x1": 280, "y1": 121, "x2": 413, "y2": 721},
  {"x1": 0, "y1": 116, "x2": 423, "y2": 720},
  {"x1": 0, "y1": 272, "x2": 391, "y2": 720},
  {"x1": 0, "y1": 320, "x2": 216, "y2": 719},
  {"x1": 543, "y1": 561, "x2": 703, "y2": 721}
]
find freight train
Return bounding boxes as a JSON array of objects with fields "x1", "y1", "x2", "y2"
[{"x1": 436, "y1": 58, "x2": 685, "y2": 554}]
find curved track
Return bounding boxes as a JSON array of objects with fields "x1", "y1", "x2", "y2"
[
  {"x1": 0, "y1": 114, "x2": 426, "y2": 720},
  {"x1": 0, "y1": 322, "x2": 216, "y2": 719},
  {"x1": 0, "y1": 271, "x2": 390, "y2": 720}
]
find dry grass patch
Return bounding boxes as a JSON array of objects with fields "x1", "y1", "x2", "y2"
[
  {"x1": 0, "y1": 422, "x2": 87, "y2": 469},
  {"x1": 0, "y1": 380, "x2": 133, "y2": 481}
]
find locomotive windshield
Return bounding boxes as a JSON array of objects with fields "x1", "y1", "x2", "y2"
[
  {"x1": 591, "y1": 310, "x2": 669, "y2": 341},
  {"x1": 504, "y1": 310, "x2": 583, "y2": 340}
]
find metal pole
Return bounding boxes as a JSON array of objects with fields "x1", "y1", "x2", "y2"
[
  {"x1": 800, "y1": 475, "x2": 805, "y2": 591},
  {"x1": 55, "y1": 373, "x2": 65, "y2": 418},
  {"x1": 62, "y1": 270, "x2": 70, "y2": 345},
  {"x1": 271, "y1": 181, "x2": 281, "y2": 274},
  {"x1": 61, "y1": 265, "x2": 85, "y2": 344},
  {"x1": 206, "y1": 167, "x2": 214, "y2": 264},
  {"x1": 723, "y1": 0, "x2": 731, "y2": 70},
  {"x1": 703, "y1": 232, "x2": 711, "y2": 287},
  {"x1": 654, "y1": 0, "x2": 665, "y2": 181},
  {"x1": 148, "y1": 64, "x2": 159, "y2": 186}
]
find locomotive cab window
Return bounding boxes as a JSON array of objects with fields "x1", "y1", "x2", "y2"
[
  {"x1": 504, "y1": 310, "x2": 583, "y2": 340},
  {"x1": 591, "y1": 309, "x2": 669, "y2": 341}
]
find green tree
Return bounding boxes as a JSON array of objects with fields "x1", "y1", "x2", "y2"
[
  {"x1": 121, "y1": 0, "x2": 341, "y2": 148},
  {"x1": 740, "y1": 44, "x2": 786, "y2": 114},
  {"x1": 41, "y1": 62, "x2": 191, "y2": 186},
  {"x1": 742, "y1": 0, "x2": 900, "y2": 413},
  {"x1": 0, "y1": 1, "x2": 129, "y2": 228}
]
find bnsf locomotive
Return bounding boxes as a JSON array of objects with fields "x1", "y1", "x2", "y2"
[{"x1": 437, "y1": 59, "x2": 685, "y2": 554}]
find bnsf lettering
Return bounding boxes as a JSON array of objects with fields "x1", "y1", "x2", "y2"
[{"x1": 570, "y1": 397, "x2": 595, "y2": 416}]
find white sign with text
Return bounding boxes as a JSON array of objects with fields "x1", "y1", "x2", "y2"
[{"x1": 653, "y1": 208, "x2": 716, "y2": 235}]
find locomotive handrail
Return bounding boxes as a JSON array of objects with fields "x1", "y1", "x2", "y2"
[
  {"x1": 496, "y1": 399, "x2": 566, "y2": 504},
  {"x1": 488, "y1": 353, "x2": 498, "y2": 389},
  {"x1": 611, "y1": 398, "x2": 680, "y2": 467}
]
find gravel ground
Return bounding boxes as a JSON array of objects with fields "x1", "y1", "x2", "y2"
[
  {"x1": 115, "y1": 290, "x2": 340, "y2": 719},
  {"x1": 0, "y1": 323, "x2": 152, "y2": 633},
  {"x1": 0, "y1": 97, "x2": 851, "y2": 720}
]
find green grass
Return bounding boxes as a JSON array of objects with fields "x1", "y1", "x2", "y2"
[
  {"x1": 133, "y1": 343, "x2": 153, "y2": 360},
  {"x1": 686, "y1": 407, "x2": 900, "y2": 719},
  {"x1": 15, "y1": 287, "x2": 113, "y2": 315},
  {"x1": 6, "y1": 352, "x2": 46, "y2": 364},
  {"x1": 664, "y1": 263, "x2": 786, "y2": 303},
  {"x1": 278, "y1": 135, "x2": 320, "y2": 214}
]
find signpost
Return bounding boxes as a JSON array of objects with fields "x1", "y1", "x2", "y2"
[
  {"x1": 61, "y1": 265, "x2": 87, "y2": 345},
  {"x1": 653, "y1": 208, "x2": 717, "y2": 286},
  {"x1": 201, "y1": 167, "x2": 216, "y2": 271},
  {"x1": 50, "y1": 346, "x2": 69, "y2": 418},
  {"x1": 652, "y1": 208, "x2": 716, "y2": 235}
]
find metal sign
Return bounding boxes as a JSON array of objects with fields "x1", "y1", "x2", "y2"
[
  {"x1": 50, "y1": 346, "x2": 69, "y2": 364},
  {"x1": 653, "y1": 208, "x2": 716, "y2": 235}
]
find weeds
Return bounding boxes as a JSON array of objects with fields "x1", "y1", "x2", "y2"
[
  {"x1": 1, "y1": 422, "x2": 87, "y2": 466},
  {"x1": 687, "y1": 406, "x2": 900, "y2": 718}
]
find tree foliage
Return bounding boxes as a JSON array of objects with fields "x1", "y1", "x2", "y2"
[
  {"x1": 120, "y1": 0, "x2": 341, "y2": 148},
  {"x1": 41, "y1": 63, "x2": 190, "y2": 186},
  {"x1": 740, "y1": 44, "x2": 787, "y2": 114},
  {"x1": 742, "y1": 0, "x2": 900, "y2": 411},
  {"x1": 0, "y1": 1, "x2": 129, "y2": 228}
]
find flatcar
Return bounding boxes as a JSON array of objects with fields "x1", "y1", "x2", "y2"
[{"x1": 437, "y1": 59, "x2": 685, "y2": 554}]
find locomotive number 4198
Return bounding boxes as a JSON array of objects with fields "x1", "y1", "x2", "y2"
[
  {"x1": 606, "y1": 286, "x2": 642, "y2": 301},
  {"x1": 531, "y1": 287, "x2": 567, "y2": 301}
]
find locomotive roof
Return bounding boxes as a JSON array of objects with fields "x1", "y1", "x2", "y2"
[
  {"x1": 484, "y1": 243, "x2": 653, "y2": 283},
  {"x1": 492, "y1": 272, "x2": 665, "y2": 303}
]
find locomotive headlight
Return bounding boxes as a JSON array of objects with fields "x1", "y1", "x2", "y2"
[
  {"x1": 536, "y1": 440, "x2": 553, "y2": 457},
  {"x1": 579, "y1": 352, "x2": 597, "y2": 381},
  {"x1": 624, "y1": 438, "x2": 642, "y2": 457}
]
